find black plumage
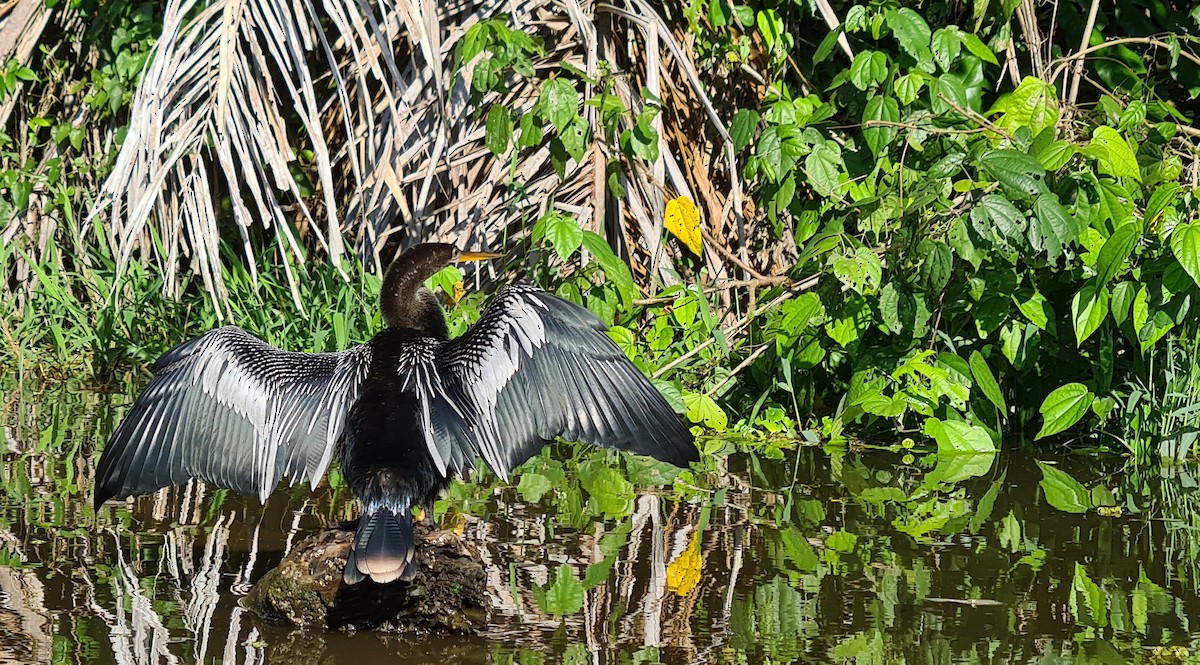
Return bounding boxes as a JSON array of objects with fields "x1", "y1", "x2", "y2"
[{"x1": 93, "y1": 243, "x2": 698, "y2": 584}]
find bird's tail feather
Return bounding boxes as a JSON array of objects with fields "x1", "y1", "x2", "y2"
[{"x1": 344, "y1": 504, "x2": 416, "y2": 584}]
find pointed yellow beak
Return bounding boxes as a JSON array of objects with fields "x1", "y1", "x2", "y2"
[{"x1": 456, "y1": 250, "x2": 503, "y2": 263}]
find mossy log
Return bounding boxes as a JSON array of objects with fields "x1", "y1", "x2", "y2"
[{"x1": 243, "y1": 521, "x2": 489, "y2": 632}]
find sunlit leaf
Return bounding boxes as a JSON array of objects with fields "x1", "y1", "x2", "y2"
[
  {"x1": 666, "y1": 532, "x2": 702, "y2": 596},
  {"x1": 1071, "y1": 280, "x2": 1109, "y2": 346},
  {"x1": 536, "y1": 564, "x2": 585, "y2": 616},
  {"x1": 1035, "y1": 383, "x2": 1094, "y2": 439},
  {"x1": 1170, "y1": 222, "x2": 1200, "y2": 288},
  {"x1": 968, "y1": 351, "x2": 1006, "y2": 414},
  {"x1": 664, "y1": 196, "x2": 703, "y2": 255},
  {"x1": 1085, "y1": 126, "x2": 1141, "y2": 181}
]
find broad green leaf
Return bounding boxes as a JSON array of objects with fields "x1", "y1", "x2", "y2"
[
  {"x1": 918, "y1": 240, "x2": 953, "y2": 291},
  {"x1": 729, "y1": 108, "x2": 759, "y2": 151},
  {"x1": 1086, "y1": 126, "x2": 1141, "y2": 181},
  {"x1": 1033, "y1": 194, "x2": 1078, "y2": 259},
  {"x1": 992, "y1": 76, "x2": 1059, "y2": 136},
  {"x1": 1144, "y1": 182, "x2": 1179, "y2": 228},
  {"x1": 540, "y1": 78, "x2": 579, "y2": 133},
  {"x1": 1036, "y1": 139, "x2": 1076, "y2": 171},
  {"x1": 1036, "y1": 383, "x2": 1094, "y2": 439},
  {"x1": 1071, "y1": 280, "x2": 1109, "y2": 345},
  {"x1": 849, "y1": 51, "x2": 888, "y2": 90},
  {"x1": 581, "y1": 232, "x2": 637, "y2": 307},
  {"x1": 1072, "y1": 562, "x2": 1107, "y2": 626},
  {"x1": 683, "y1": 391, "x2": 727, "y2": 430},
  {"x1": 1170, "y1": 222, "x2": 1200, "y2": 288},
  {"x1": 536, "y1": 564, "x2": 585, "y2": 615},
  {"x1": 540, "y1": 212, "x2": 583, "y2": 262},
  {"x1": 804, "y1": 143, "x2": 842, "y2": 197},
  {"x1": 926, "y1": 451, "x2": 996, "y2": 484},
  {"x1": 893, "y1": 72, "x2": 925, "y2": 105},
  {"x1": 485, "y1": 105, "x2": 513, "y2": 156},
  {"x1": 924, "y1": 418, "x2": 996, "y2": 453},
  {"x1": 969, "y1": 351, "x2": 1006, "y2": 414},
  {"x1": 931, "y1": 27, "x2": 961, "y2": 71},
  {"x1": 960, "y1": 32, "x2": 998, "y2": 64},
  {"x1": 979, "y1": 149, "x2": 1046, "y2": 197},
  {"x1": 1095, "y1": 220, "x2": 1141, "y2": 285},
  {"x1": 1036, "y1": 461, "x2": 1091, "y2": 513},
  {"x1": 1013, "y1": 288, "x2": 1052, "y2": 331},
  {"x1": 971, "y1": 194, "x2": 1026, "y2": 244},
  {"x1": 862, "y1": 95, "x2": 899, "y2": 156},
  {"x1": 1110, "y1": 281, "x2": 1136, "y2": 325},
  {"x1": 885, "y1": 8, "x2": 933, "y2": 67},
  {"x1": 517, "y1": 472, "x2": 552, "y2": 503},
  {"x1": 579, "y1": 461, "x2": 634, "y2": 517}
]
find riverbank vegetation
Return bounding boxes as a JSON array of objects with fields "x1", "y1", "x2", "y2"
[{"x1": 3, "y1": 2, "x2": 1200, "y2": 504}]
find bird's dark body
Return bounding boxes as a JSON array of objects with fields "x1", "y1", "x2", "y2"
[
  {"x1": 93, "y1": 243, "x2": 698, "y2": 586},
  {"x1": 339, "y1": 330, "x2": 449, "y2": 582}
]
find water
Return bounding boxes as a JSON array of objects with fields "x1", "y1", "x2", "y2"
[{"x1": 3, "y1": 384, "x2": 1200, "y2": 664}]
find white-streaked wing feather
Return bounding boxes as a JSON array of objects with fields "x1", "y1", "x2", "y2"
[
  {"x1": 432, "y1": 286, "x2": 696, "y2": 479},
  {"x1": 94, "y1": 326, "x2": 371, "y2": 505}
]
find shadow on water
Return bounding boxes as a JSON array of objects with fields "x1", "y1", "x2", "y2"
[{"x1": 2, "y1": 383, "x2": 1200, "y2": 663}]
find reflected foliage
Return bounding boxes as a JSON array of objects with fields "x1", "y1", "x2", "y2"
[{"x1": 2, "y1": 381, "x2": 1200, "y2": 663}]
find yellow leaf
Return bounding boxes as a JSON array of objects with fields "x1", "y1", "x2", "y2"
[
  {"x1": 666, "y1": 532, "x2": 702, "y2": 596},
  {"x1": 665, "y1": 196, "x2": 703, "y2": 255}
]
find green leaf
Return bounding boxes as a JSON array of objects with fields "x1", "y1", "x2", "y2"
[
  {"x1": 729, "y1": 109, "x2": 759, "y2": 151},
  {"x1": 1095, "y1": 220, "x2": 1141, "y2": 285},
  {"x1": 979, "y1": 149, "x2": 1046, "y2": 198},
  {"x1": 893, "y1": 72, "x2": 925, "y2": 105},
  {"x1": 1036, "y1": 383, "x2": 1094, "y2": 439},
  {"x1": 1071, "y1": 280, "x2": 1109, "y2": 345},
  {"x1": 579, "y1": 460, "x2": 634, "y2": 518},
  {"x1": 1086, "y1": 126, "x2": 1141, "y2": 181},
  {"x1": 539, "y1": 212, "x2": 583, "y2": 262},
  {"x1": 1170, "y1": 222, "x2": 1200, "y2": 288},
  {"x1": 1032, "y1": 194, "x2": 1078, "y2": 259},
  {"x1": 969, "y1": 351, "x2": 1006, "y2": 414},
  {"x1": 992, "y1": 76, "x2": 1059, "y2": 136},
  {"x1": 960, "y1": 33, "x2": 998, "y2": 65},
  {"x1": 683, "y1": 391, "x2": 727, "y2": 430},
  {"x1": 971, "y1": 194, "x2": 1026, "y2": 245},
  {"x1": 918, "y1": 240, "x2": 953, "y2": 292},
  {"x1": 1013, "y1": 288, "x2": 1052, "y2": 331},
  {"x1": 931, "y1": 28, "x2": 961, "y2": 71},
  {"x1": 485, "y1": 105, "x2": 513, "y2": 157},
  {"x1": 1036, "y1": 462, "x2": 1091, "y2": 513},
  {"x1": 540, "y1": 78, "x2": 579, "y2": 133},
  {"x1": 884, "y1": 8, "x2": 933, "y2": 67},
  {"x1": 849, "y1": 51, "x2": 888, "y2": 91},
  {"x1": 804, "y1": 143, "x2": 841, "y2": 198},
  {"x1": 1144, "y1": 183, "x2": 1180, "y2": 228},
  {"x1": 862, "y1": 95, "x2": 899, "y2": 156},
  {"x1": 924, "y1": 418, "x2": 996, "y2": 453},
  {"x1": 517, "y1": 472, "x2": 553, "y2": 502},
  {"x1": 536, "y1": 564, "x2": 585, "y2": 615},
  {"x1": 581, "y1": 232, "x2": 637, "y2": 307}
]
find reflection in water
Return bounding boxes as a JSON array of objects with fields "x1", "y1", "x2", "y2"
[{"x1": 3, "y1": 385, "x2": 1200, "y2": 663}]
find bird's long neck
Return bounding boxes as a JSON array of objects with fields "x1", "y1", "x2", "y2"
[{"x1": 380, "y1": 247, "x2": 451, "y2": 336}]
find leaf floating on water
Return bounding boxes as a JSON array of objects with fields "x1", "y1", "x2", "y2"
[
  {"x1": 666, "y1": 532, "x2": 702, "y2": 596},
  {"x1": 665, "y1": 196, "x2": 703, "y2": 255}
]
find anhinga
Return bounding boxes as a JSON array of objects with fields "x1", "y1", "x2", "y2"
[{"x1": 94, "y1": 243, "x2": 698, "y2": 584}]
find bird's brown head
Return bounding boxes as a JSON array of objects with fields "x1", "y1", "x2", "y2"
[{"x1": 380, "y1": 243, "x2": 501, "y2": 333}]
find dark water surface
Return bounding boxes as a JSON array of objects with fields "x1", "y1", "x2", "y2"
[{"x1": 2, "y1": 384, "x2": 1200, "y2": 664}]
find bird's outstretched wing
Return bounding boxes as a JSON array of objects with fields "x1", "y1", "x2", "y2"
[
  {"x1": 432, "y1": 286, "x2": 697, "y2": 478},
  {"x1": 94, "y1": 326, "x2": 371, "y2": 508}
]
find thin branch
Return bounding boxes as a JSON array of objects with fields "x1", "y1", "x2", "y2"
[{"x1": 1067, "y1": 0, "x2": 1102, "y2": 106}]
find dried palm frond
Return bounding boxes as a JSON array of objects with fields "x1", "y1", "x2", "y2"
[{"x1": 89, "y1": 0, "x2": 750, "y2": 316}]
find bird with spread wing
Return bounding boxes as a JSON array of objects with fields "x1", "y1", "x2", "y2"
[{"x1": 93, "y1": 243, "x2": 698, "y2": 584}]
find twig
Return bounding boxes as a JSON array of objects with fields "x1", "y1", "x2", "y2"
[
  {"x1": 701, "y1": 228, "x2": 765, "y2": 279},
  {"x1": 1067, "y1": 0, "x2": 1102, "y2": 106},
  {"x1": 936, "y1": 93, "x2": 1015, "y2": 142},
  {"x1": 652, "y1": 274, "x2": 820, "y2": 378},
  {"x1": 706, "y1": 343, "x2": 771, "y2": 397},
  {"x1": 1051, "y1": 36, "x2": 1200, "y2": 86}
]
